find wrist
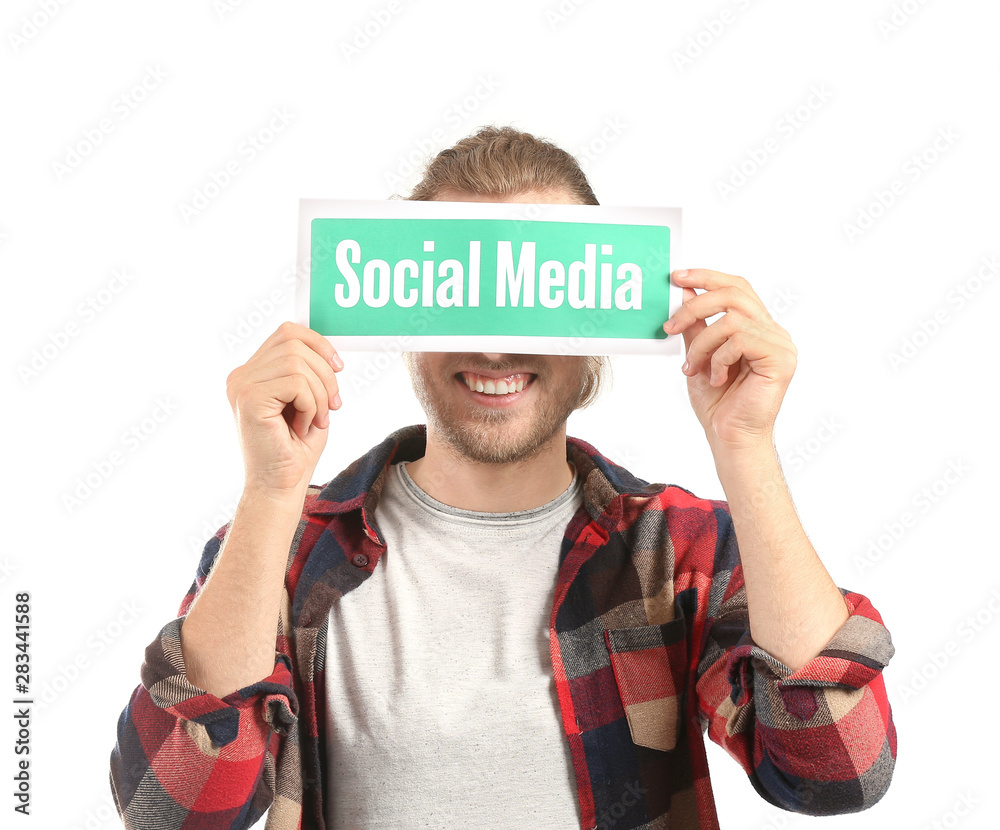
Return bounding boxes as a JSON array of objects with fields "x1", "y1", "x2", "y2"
[
  {"x1": 707, "y1": 432, "x2": 777, "y2": 469},
  {"x1": 710, "y1": 437, "x2": 786, "y2": 496},
  {"x1": 239, "y1": 482, "x2": 309, "y2": 515}
]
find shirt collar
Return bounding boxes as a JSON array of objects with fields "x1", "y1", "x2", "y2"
[{"x1": 307, "y1": 424, "x2": 665, "y2": 529}]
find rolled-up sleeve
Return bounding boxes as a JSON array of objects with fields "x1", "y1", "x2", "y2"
[
  {"x1": 690, "y1": 504, "x2": 897, "y2": 816},
  {"x1": 719, "y1": 591, "x2": 896, "y2": 814},
  {"x1": 110, "y1": 527, "x2": 299, "y2": 830}
]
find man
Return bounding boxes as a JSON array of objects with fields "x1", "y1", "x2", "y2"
[{"x1": 111, "y1": 126, "x2": 895, "y2": 829}]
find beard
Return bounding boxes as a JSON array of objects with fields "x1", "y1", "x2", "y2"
[{"x1": 406, "y1": 353, "x2": 589, "y2": 465}]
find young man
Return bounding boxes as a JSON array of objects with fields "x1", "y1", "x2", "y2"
[{"x1": 111, "y1": 127, "x2": 895, "y2": 829}]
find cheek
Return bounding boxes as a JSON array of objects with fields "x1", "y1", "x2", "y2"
[
  {"x1": 411, "y1": 355, "x2": 450, "y2": 387},
  {"x1": 538, "y1": 365, "x2": 588, "y2": 409},
  {"x1": 563, "y1": 359, "x2": 590, "y2": 393}
]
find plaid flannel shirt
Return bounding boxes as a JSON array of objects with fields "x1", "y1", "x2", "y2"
[{"x1": 110, "y1": 424, "x2": 896, "y2": 829}]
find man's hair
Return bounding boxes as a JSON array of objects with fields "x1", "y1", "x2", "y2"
[
  {"x1": 406, "y1": 125, "x2": 601, "y2": 206},
  {"x1": 405, "y1": 125, "x2": 610, "y2": 409}
]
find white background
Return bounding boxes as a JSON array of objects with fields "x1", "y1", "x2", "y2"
[{"x1": 2, "y1": 1, "x2": 997, "y2": 828}]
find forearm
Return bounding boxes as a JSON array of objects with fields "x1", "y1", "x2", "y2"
[
  {"x1": 713, "y1": 442, "x2": 849, "y2": 672},
  {"x1": 180, "y1": 489, "x2": 304, "y2": 697}
]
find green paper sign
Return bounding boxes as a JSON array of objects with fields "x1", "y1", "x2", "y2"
[{"x1": 297, "y1": 200, "x2": 682, "y2": 356}]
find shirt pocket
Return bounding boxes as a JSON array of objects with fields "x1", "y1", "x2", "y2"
[{"x1": 604, "y1": 618, "x2": 688, "y2": 752}]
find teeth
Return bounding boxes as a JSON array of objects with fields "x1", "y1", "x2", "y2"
[{"x1": 464, "y1": 373, "x2": 529, "y2": 395}]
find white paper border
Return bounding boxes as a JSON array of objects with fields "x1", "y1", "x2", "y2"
[{"x1": 296, "y1": 199, "x2": 683, "y2": 356}]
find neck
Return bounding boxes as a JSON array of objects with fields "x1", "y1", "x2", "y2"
[{"x1": 406, "y1": 427, "x2": 575, "y2": 512}]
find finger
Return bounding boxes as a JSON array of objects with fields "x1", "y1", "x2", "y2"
[
  {"x1": 709, "y1": 331, "x2": 796, "y2": 387},
  {"x1": 668, "y1": 287, "x2": 706, "y2": 354},
  {"x1": 252, "y1": 321, "x2": 344, "y2": 372},
  {"x1": 259, "y1": 373, "x2": 322, "y2": 438},
  {"x1": 240, "y1": 349, "x2": 339, "y2": 434},
  {"x1": 671, "y1": 268, "x2": 755, "y2": 294},
  {"x1": 271, "y1": 353, "x2": 338, "y2": 433},
  {"x1": 665, "y1": 284, "x2": 769, "y2": 335},
  {"x1": 683, "y1": 315, "x2": 788, "y2": 382},
  {"x1": 231, "y1": 371, "x2": 318, "y2": 438},
  {"x1": 247, "y1": 338, "x2": 342, "y2": 414},
  {"x1": 709, "y1": 334, "x2": 753, "y2": 387}
]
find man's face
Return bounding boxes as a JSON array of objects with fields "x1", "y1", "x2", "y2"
[{"x1": 406, "y1": 187, "x2": 591, "y2": 465}]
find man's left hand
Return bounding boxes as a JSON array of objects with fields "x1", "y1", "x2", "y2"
[{"x1": 663, "y1": 268, "x2": 796, "y2": 455}]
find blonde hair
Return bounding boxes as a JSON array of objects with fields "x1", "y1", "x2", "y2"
[
  {"x1": 407, "y1": 125, "x2": 600, "y2": 205},
  {"x1": 406, "y1": 125, "x2": 610, "y2": 409}
]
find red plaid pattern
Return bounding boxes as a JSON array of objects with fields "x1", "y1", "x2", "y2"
[{"x1": 110, "y1": 425, "x2": 896, "y2": 829}]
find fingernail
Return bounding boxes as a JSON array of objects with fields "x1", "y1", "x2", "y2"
[
  {"x1": 673, "y1": 269, "x2": 689, "y2": 280},
  {"x1": 331, "y1": 354, "x2": 344, "y2": 370},
  {"x1": 682, "y1": 360, "x2": 691, "y2": 374},
  {"x1": 663, "y1": 319, "x2": 675, "y2": 332},
  {"x1": 332, "y1": 392, "x2": 342, "y2": 409}
]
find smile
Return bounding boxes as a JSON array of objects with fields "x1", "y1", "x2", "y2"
[{"x1": 459, "y1": 371, "x2": 534, "y2": 396}]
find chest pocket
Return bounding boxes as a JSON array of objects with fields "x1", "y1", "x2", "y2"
[{"x1": 604, "y1": 616, "x2": 688, "y2": 752}]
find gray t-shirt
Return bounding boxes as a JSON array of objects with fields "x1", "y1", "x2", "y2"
[{"x1": 324, "y1": 461, "x2": 584, "y2": 828}]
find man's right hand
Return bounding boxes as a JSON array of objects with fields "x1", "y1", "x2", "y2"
[
  {"x1": 180, "y1": 323, "x2": 341, "y2": 699},
  {"x1": 226, "y1": 322, "x2": 344, "y2": 499}
]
